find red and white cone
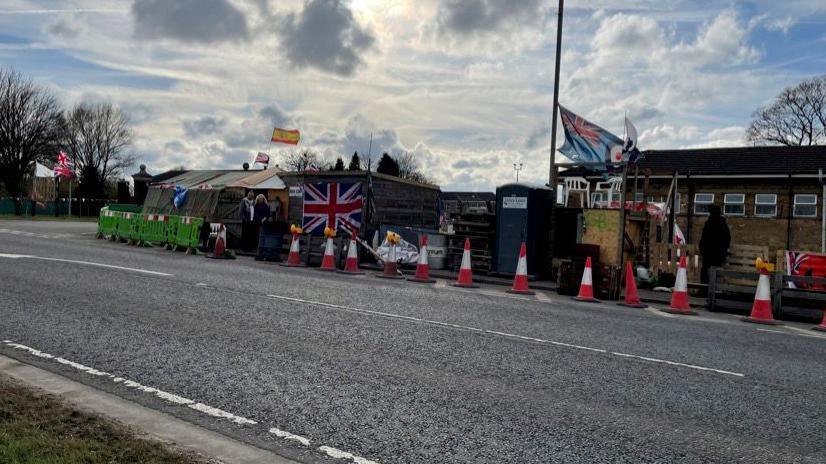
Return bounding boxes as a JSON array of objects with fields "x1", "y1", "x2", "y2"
[
  {"x1": 338, "y1": 238, "x2": 364, "y2": 275},
  {"x1": 507, "y1": 242, "x2": 534, "y2": 295},
  {"x1": 206, "y1": 223, "x2": 233, "y2": 259},
  {"x1": 662, "y1": 256, "x2": 697, "y2": 315},
  {"x1": 617, "y1": 261, "x2": 647, "y2": 308},
  {"x1": 742, "y1": 268, "x2": 780, "y2": 325},
  {"x1": 408, "y1": 235, "x2": 436, "y2": 283},
  {"x1": 280, "y1": 233, "x2": 304, "y2": 267},
  {"x1": 318, "y1": 236, "x2": 337, "y2": 271},
  {"x1": 573, "y1": 257, "x2": 600, "y2": 302},
  {"x1": 452, "y1": 238, "x2": 478, "y2": 288},
  {"x1": 376, "y1": 243, "x2": 404, "y2": 279},
  {"x1": 813, "y1": 307, "x2": 826, "y2": 332}
]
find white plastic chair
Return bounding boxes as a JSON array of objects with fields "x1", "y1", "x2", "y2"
[
  {"x1": 564, "y1": 177, "x2": 590, "y2": 208},
  {"x1": 595, "y1": 177, "x2": 623, "y2": 207}
]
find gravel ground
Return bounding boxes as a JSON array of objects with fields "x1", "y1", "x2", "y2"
[{"x1": 1, "y1": 219, "x2": 825, "y2": 463}]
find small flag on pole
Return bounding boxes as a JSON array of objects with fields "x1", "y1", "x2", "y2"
[
  {"x1": 271, "y1": 128, "x2": 301, "y2": 145},
  {"x1": 306, "y1": 163, "x2": 320, "y2": 172},
  {"x1": 54, "y1": 151, "x2": 76, "y2": 179},
  {"x1": 254, "y1": 152, "x2": 270, "y2": 165}
]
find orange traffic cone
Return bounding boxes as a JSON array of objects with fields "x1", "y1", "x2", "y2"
[
  {"x1": 408, "y1": 235, "x2": 436, "y2": 283},
  {"x1": 507, "y1": 242, "x2": 534, "y2": 295},
  {"x1": 742, "y1": 267, "x2": 780, "y2": 325},
  {"x1": 376, "y1": 242, "x2": 404, "y2": 279},
  {"x1": 281, "y1": 233, "x2": 304, "y2": 267},
  {"x1": 573, "y1": 257, "x2": 600, "y2": 302},
  {"x1": 319, "y1": 236, "x2": 337, "y2": 271},
  {"x1": 661, "y1": 256, "x2": 697, "y2": 315},
  {"x1": 206, "y1": 223, "x2": 233, "y2": 259},
  {"x1": 338, "y1": 237, "x2": 364, "y2": 275},
  {"x1": 813, "y1": 307, "x2": 826, "y2": 332},
  {"x1": 617, "y1": 261, "x2": 646, "y2": 308},
  {"x1": 452, "y1": 238, "x2": 478, "y2": 288}
]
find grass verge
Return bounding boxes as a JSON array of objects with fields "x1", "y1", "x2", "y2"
[{"x1": 0, "y1": 374, "x2": 212, "y2": 464}]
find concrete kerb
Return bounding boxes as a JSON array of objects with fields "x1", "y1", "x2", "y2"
[{"x1": 0, "y1": 354, "x2": 302, "y2": 464}]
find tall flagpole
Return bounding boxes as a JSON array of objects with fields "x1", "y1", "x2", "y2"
[
  {"x1": 548, "y1": 0, "x2": 564, "y2": 188},
  {"x1": 548, "y1": 0, "x2": 564, "y2": 266}
]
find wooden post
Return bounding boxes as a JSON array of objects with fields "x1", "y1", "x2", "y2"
[{"x1": 617, "y1": 165, "x2": 629, "y2": 267}]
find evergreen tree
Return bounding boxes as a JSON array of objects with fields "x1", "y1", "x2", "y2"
[
  {"x1": 376, "y1": 152, "x2": 400, "y2": 177},
  {"x1": 348, "y1": 152, "x2": 361, "y2": 170},
  {"x1": 333, "y1": 157, "x2": 345, "y2": 171}
]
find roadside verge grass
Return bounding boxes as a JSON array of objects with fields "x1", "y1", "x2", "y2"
[{"x1": 0, "y1": 374, "x2": 211, "y2": 464}]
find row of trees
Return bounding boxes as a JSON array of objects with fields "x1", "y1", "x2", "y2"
[
  {"x1": 0, "y1": 69, "x2": 134, "y2": 200},
  {"x1": 281, "y1": 149, "x2": 430, "y2": 183},
  {"x1": 747, "y1": 75, "x2": 826, "y2": 146}
]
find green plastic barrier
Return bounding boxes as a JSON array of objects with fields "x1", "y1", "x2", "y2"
[
  {"x1": 174, "y1": 216, "x2": 203, "y2": 253},
  {"x1": 140, "y1": 214, "x2": 169, "y2": 246},
  {"x1": 127, "y1": 213, "x2": 144, "y2": 244},
  {"x1": 96, "y1": 208, "x2": 118, "y2": 238},
  {"x1": 114, "y1": 211, "x2": 131, "y2": 241},
  {"x1": 165, "y1": 215, "x2": 181, "y2": 250},
  {"x1": 106, "y1": 204, "x2": 143, "y2": 213}
]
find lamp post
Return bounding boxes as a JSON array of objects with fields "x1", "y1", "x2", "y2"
[{"x1": 513, "y1": 163, "x2": 523, "y2": 183}]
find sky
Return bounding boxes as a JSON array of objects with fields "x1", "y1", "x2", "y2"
[{"x1": 2, "y1": 0, "x2": 825, "y2": 191}]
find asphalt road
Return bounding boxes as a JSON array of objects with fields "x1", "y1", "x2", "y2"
[{"x1": 1, "y1": 219, "x2": 825, "y2": 463}]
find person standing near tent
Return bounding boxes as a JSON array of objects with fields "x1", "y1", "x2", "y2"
[
  {"x1": 253, "y1": 194, "x2": 270, "y2": 259},
  {"x1": 239, "y1": 191, "x2": 256, "y2": 251},
  {"x1": 699, "y1": 204, "x2": 731, "y2": 284}
]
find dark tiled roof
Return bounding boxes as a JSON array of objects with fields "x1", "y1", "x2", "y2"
[{"x1": 561, "y1": 145, "x2": 826, "y2": 177}]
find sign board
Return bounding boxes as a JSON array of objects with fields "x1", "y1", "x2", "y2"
[
  {"x1": 581, "y1": 209, "x2": 621, "y2": 266},
  {"x1": 289, "y1": 185, "x2": 303, "y2": 197},
  {"x1": 502, "y1": 196, "x2": 528, "y2": 209}
]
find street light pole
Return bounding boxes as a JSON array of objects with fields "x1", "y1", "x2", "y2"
[{"x1": 513, "y1": 163, "x2": 523, "y2": 183}]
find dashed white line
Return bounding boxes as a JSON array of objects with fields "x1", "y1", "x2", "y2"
[
  {"x1": 2, "y1": 340, "x2": 380, "y2": 463},
  {"x1": 265, "y1": 293, "x2": 744, "y2": 377},
  {"x1": 319, "y1": 446, "x2": 380, "y2": 464},
  {"x1": 0, "y1": 253, "x2": 172, "y2": 276},
  {"x1": 269, "y1": 428, "x2": 311, "y2": 447}
]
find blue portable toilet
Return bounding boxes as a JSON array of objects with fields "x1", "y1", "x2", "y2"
[{"x1": 493, "y1": 183, "x2": 554, "y2": 278}]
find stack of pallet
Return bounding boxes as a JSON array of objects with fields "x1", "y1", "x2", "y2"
[{"x1": 447, "y1": 212, "x2": 495, "y2": 273}]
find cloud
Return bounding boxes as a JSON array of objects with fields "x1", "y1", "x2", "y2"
[
  {"x1": 132, "y1": 0, "x2": 250, "y2": 43},
  {"x1": 47, "y1": 16, "x2": 82, "y2": 38},
  {"x1": 278, "y1": 0, "x2": 375, "y2": 76},
  {"x1": 436, "y1": 0, "x2": 543, "y2": 36},
  {"x1": 764, "y1": 16, "x2": 795, "y2": 34},
  {"x1": 183, "y1": 116, "x2": 227, "y2": 138}
]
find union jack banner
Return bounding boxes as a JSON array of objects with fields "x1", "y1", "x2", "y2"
[{"x1": 302, "y1": 182, "x2": 363, "y2": 235}]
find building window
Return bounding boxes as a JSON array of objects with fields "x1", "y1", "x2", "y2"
[
  {"x1": 794, "y1": 194, "x2": 817, "y2": 218},
  {"x1": 724, "y1": 194, "x2": 745, "y2": 216},
  {"x1": 634, "y1": 192, "x2": 644, "y2": 203},
  {"x1": 590, "y1": 192, "x2": 606, "y2": 206},
  {"x1": 694, "y1": 193, "x2": 714, "y2": 215},
  {"x1": 754, "y1": 194, "x2": 777, "y2": 217},
  {"x1": 673, "y1": 193, "x2": 681, "y2": 214}
]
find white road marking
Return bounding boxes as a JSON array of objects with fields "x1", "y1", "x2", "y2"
[
  {"x1": 269, "y1": 428, "x2": 311, "y2": 447},
  {"x1": 2, "y1": 340, "x2": 380, "y2": 463},
  {"x1": 0, "y1": 253, "x2": 172, "y2": 276},
  {"x1": 759, "y1": 326, "x2": 826, "y2": 340},
  {"x1": 611, "y1": 352, "x2": 744, "y2": 377},
  {"x1": 433, "y1": 280, "x2": 446, "y2": 289},
  {"x1": 535, "y1": 292, "x2": 552, "y2": 303},
  {"x1": 195, "y1": 282, "x2": 208, "y2": 287},
  {"x1": 319, "y1": 446, "x2": 380, "y2": 464},
  {"x1": 265, "y1": 294, "x2": 744, "y2": 377}
]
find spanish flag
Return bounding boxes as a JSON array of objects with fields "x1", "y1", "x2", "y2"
[{"x1": 271, "y1": 127, "x2": 301, "y2": 145}]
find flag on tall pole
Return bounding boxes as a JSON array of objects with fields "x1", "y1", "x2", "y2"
[
  {"x1": 271, "y1": 128, "x2": 301, "y2": 145},
  {"x1": 254, "y1": 152, "x2": 270, "y2": 165},
  {"x1": 558, "y1": 105, "x2": 624, "y2": 165},
  {"x1": 53, "y1": 151, "x2": 75, "y2": 179},
  {"x1": 623, "y1": 116, "x2": 642, "y2": 163}
]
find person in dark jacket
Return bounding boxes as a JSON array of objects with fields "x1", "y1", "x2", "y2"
[
  {"x1": 239, "y1": 190, "x2": 255, "y2": 251},
  {"x1": 258, "y1": 210, "x2": 289, "y2": 262},
  {"x1": 699, "y1": 204, "x2": 731, "y2": 284},
  {"x1": 253, "y1": 195, "x2": 271, "y2": 260}
]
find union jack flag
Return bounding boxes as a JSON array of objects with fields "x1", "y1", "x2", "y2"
[
  {"x1": 54, "y1": 151, "x2": 76, "y2": 179},
  {"x1": 302, "y1": 182, "x2": 363, "y2": 235}
]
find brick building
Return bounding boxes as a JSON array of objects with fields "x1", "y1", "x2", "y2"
[{"x1": 559, "y1": 145, "x2": 826, "y2": 257}]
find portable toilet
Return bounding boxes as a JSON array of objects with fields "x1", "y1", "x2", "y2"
[{"x1": 493, "y1": 184, "x2": 554, "y2": 278}]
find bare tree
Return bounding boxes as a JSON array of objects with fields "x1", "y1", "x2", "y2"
[
  {"x1": 280, "y1": 148, "x2": 322, "y2": 171},
  {"x1": 394, "y1": 151, "x2": 431, "y2": 184},
  {"x1": 60, "y1": 101, "x2": 134, "y2": 197},
  {"x1": 0, "y1": 69, "x2": 62, "y2": 203},
  {"x1": 746, "y1": 75, "x2": 826, "y2": 146}
]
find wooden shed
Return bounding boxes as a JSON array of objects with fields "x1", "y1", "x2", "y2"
[{"x1": 276, "y1": 170, "x2": 441, "y2": 233}]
